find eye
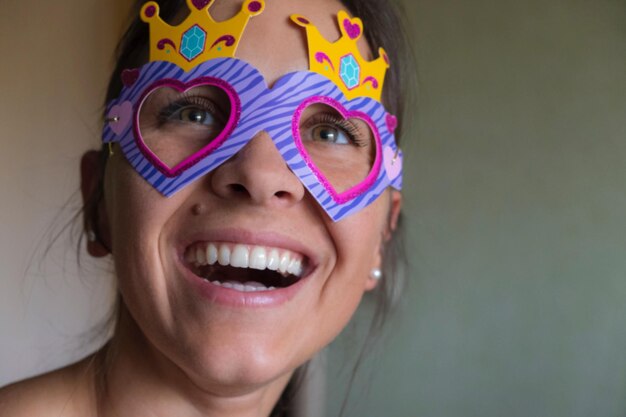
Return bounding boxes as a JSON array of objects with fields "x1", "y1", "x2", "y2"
[
  {"x1": 138, "y1": 84, "x2": 233, "y2": 169},
  {"x1": 160, "y1": 95, "x2": 224, "y2": 129},
  {"x1": 173, "y1": 106, "x2": 217, "y2": 126},
  {"x1": 297, "y1": 103, "x2": 377, "y2": 195},
  {"x1": 302, "y1": 112, "x2": 364, "y2": 147},
  {"x1": 311, "y1": 125, "x2": 351, "y2": 145}
]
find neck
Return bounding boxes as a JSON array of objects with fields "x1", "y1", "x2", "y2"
[{"x1": 94, "y1": 306, "x2": 292, "y2": 417}]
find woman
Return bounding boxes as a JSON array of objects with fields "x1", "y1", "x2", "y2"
[{"x1": 0, "y1": 0, "x2": 410, "y2": 415}]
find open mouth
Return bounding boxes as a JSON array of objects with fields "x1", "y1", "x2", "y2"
[{"x1": 184, "y1": 242, "x2": 309, "y2": 292}]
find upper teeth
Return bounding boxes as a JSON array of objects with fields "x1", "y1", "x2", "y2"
[{"x1": 186, "y1": 242, "x2": 304, "y2": 277}]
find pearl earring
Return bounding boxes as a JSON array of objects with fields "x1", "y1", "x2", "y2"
[
  {"x1": 370, "y1": 268, "x2": 382, "y2": 281},
  {"x1": 87, "y1": 230, "x2": 97, "y2": 242}
]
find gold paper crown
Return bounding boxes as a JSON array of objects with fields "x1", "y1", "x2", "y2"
[
  {"x1": 140, "y1": 0, "x2": 265, "y2": 72},
  {"x1": 290, "y1": 11, "x2": 390, "y2": 102}
]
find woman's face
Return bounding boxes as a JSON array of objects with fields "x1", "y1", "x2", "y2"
[{"x1": 96, "y1": 0, "x2": 401, "y2": 392}]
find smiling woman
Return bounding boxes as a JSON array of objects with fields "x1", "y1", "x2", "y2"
[{"x1": 0, "y1": 0, "x2": 412, "y2": 416}]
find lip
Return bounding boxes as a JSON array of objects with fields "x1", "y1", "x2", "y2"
[{"x1": 176, "y1": 228, "x2": 319, "y2": 308}]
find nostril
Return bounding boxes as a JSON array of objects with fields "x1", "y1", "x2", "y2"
[
  {"x1": 229, "y1": 184, "x2": 249, "y2": 195},
  {"x1": 275, "y1": 191, "x2": 290, "y2": 199}
]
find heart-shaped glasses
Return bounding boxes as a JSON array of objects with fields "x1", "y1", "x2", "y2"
[
  {"x1": 136, "y1": 77, "x2": 240, "y2": 177},
  {"x1": 104, "y1": 58, "x2": 402, "y2": 222},
  {"x1": 136, "y1": 82, "x2": 378, "y2": 198}
]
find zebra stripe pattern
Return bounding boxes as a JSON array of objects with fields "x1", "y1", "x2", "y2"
[{"x1": 103, "y1": 58, "x2": 402, "y2": 222}]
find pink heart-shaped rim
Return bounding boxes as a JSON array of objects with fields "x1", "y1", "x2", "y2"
[
  {"x1": 134, "y1": 77, "x2": 241, "y2": 178},
  {"x1": 292, "y1": 96, "x2": 382, "y2": 204},
  {"x1": 343, "y1": 18, "x2": 362, "y2": 40}
]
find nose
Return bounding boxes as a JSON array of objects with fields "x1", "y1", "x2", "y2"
[{"x1": 210, "y1": 132, "x2": 305, "y2": 207}]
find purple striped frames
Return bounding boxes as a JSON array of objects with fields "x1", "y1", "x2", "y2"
[{"x1": 103, "y1": 58, "x2": 403, "y2": 222}]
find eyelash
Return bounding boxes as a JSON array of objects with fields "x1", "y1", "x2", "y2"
[
  {"x1": 157, "y1": 94, "x2": 224, "y2": 125},
  {"x1": 302, "y1": 113, "x2": 365, "y2": 146},
  {"x1": 156, "y1": 99, "x2": 366, "y2": 147}
]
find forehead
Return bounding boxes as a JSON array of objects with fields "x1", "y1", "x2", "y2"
[{"x1": 202, "y1": 0, "x2": 372, "y2": 86}]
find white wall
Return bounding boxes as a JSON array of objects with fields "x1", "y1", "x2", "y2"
[{"x1": 0, "y1": 0, "x2": 126, "y2": 385}]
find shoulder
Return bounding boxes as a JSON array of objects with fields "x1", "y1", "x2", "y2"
[{"x1": 0, "y1": 356, "x2": 96, "y2": 417}]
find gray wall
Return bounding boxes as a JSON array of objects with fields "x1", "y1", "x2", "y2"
[{"x1": 326, "y1": 1, "x2": 626, "y2": 416}]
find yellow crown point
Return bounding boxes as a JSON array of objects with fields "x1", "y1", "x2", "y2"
[
  {"x1": 140, "y1": 0, "x2": 265, "y2": 72},
  {"x1": 290, "y1": 10, "x2": 390, "y2": 102}
]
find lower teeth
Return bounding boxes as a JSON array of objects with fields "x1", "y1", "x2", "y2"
[{"x1": 208, "y1": 280, "x2": 276, "y2": 292}]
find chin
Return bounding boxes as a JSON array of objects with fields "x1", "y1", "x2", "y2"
[{"x1": 178, "y1": 340, "x2": 300, "y2": 393}]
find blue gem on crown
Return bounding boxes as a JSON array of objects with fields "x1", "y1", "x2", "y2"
[
  {"x1": 180, "y1": 25, "x2": 207, "y2": 61},
  {"x1": 339, "y1": 54, "x2": 360, "y2": 90}
]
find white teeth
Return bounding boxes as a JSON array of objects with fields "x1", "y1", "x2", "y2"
[
  {"x1": 278, "y1": 252, "x2": 291, "y2": 274},
  {"x1": 231, "y1": 245, "x2": 249, "y2": 268},
  {"x1": 250, "y1": 247, "x2": 267, "y2": 270},
  {"x1": 218, "y1": 245, "x2": 231, "y2": 266},
  {"x1": 267, "y1": 249, "x2": 280, "y2": 271},
  {"x1": 185, "y1": 249, "x2": 196, "y2": 264},
  {"x1": 244, "y1": 281, "x2": 268, "y2": 291},
  {"x1": 207, "y1": 244, "x2": 218, "y2": 265},
  {"x1": 287, "y1": 258, "x2": 297, "y2": 275},
  {"x1": 213, "y1": 280, "x2": 272, "y2": 292},
  {"x1": 288, "y1": 258, "x2": 303, "y2": 276},
  {"x1": 187, "y1": 242, "x2": 306, "y2": 280},
  {"x1": 196, "y1": 246, "x2": 206, "y2": 265}
]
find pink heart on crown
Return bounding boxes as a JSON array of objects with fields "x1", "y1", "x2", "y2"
[
  {"x1": 107, "y1": 100, "x2": 133, "y2": 136},
  {"x1": 383, "y1": 146, "x2": 402, "y2": 181},
  {"x1": 386, "y1": 114, "x2": 398, "y2": 134},
  {"x1": 343, "y1": 19, "x2": 361, "y2": 40},
  {"x1": 121, "y1": 68, "x2": 140, "y2": 88},
  {"x1": 191, "y1": 0, "x2": 211, "y2": 10}
]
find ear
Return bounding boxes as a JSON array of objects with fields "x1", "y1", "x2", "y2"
[
  {"x1": 80, "y1": 150, "x2": 111, "y2": 257},
  {"x1": 385, "y1": 190, "x2": 402, "y2": 241},
  {"x1": 365, "y1": 190, "x2": 403, "y2": 291}
]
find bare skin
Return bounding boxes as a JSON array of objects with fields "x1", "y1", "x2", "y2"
[
  {"x1": 0, "y1": 1, "x2": 402, "y2": 416},
  {"x1": 0, "y1": 356, "x2": 97, "y2": 416}
]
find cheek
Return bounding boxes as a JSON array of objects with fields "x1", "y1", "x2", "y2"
[
  {"x1": 105, "y1": 155, "x2": 192, "y2": 250},
  {"x1": 103, "y1": 157, "x2": 187, "y2": 324},
  {"x1": 105, "y1": 159, "x2": 163, "y2": 265},
  {"x1": 331, "y1": 200, "x2": 387, "y2": 273},
  {"x1": 315, "y1": 197, "x2": 388, "y2": 328}
]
